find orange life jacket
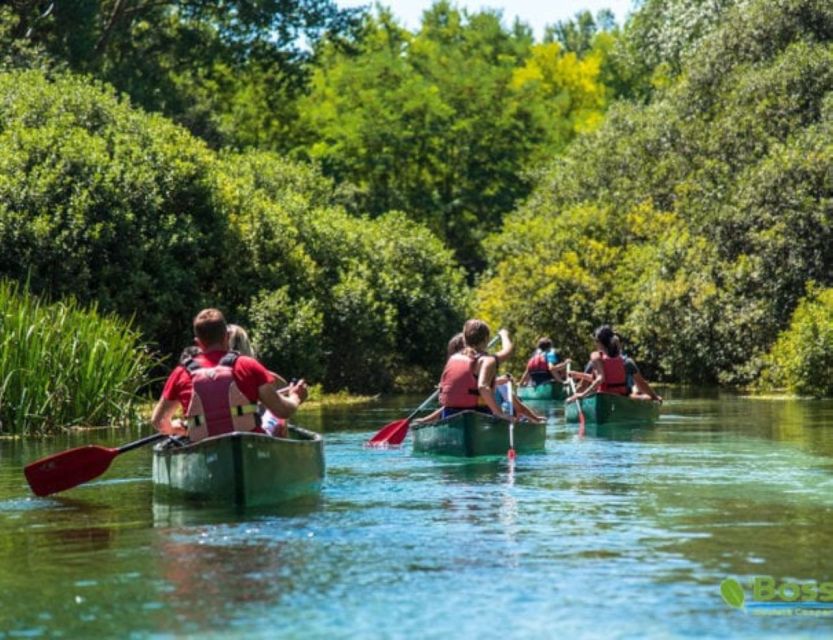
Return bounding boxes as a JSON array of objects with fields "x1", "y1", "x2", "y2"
[
  {"x1": 598, "y1": 352, "x2": 628, "y2": 395},
  {"x1": 439, "y1": 353, "x2": 481, "y2": 409},
  {"x1": 183, "y1": 352, "x2": 260, "y2": 441}
]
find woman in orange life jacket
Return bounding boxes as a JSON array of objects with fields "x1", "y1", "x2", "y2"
[
  {"x1": 519, "y1": 336, "x2": 571, "y2": 386},
  {"x1": 415, "y1": 329, "x2": 544, "y2": 424},
  {"x1": 566, "y1": 325, "x2": 662, "y2": 403},
  {"x1": 151, "y1": 308, "x2": 308, "y2": 441},
  {"x1": 433, "y1": 319, "x2": 521, "y2": 422}
]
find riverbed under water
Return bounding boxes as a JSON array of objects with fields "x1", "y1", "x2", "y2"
[{"x1": 1, "y1": 389, "x2": 832, "y2": 638}]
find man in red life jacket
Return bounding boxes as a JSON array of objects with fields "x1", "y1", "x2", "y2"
[{"x1": 151, "y1": 308, "x2": 308, "y2": 440}]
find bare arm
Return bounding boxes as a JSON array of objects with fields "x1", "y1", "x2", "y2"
[
  {"x1": 477, "y1": 356, "x2": 511, "y2": 419},
  {"x1": 494, "y1": 328, "x2": 513, "y2": 362},
  {"x1": 259, "y1": 378, "x2": 308, "y2": 418},
  {"x1": 633, "y1": 372, "x2": 662, "y2": 402},
  {"x1": 573, "y1": 355, "x2": 603, "y2": 399},
  {"x1": 151, "y1": 397, "x2": 186, "y2": 435}
]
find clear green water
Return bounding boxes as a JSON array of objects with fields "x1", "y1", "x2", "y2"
[{"x1": 2, "y1": 389, "x2": 833, "y2": 638}]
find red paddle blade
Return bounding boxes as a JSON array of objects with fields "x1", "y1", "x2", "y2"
[
  {"x1": 366, "y1": 418, "x2": 409, "y2": 447},
  {"x1": 507, "y1": 448, "x2": 516, "y2": 460},
  {"x1": 578, "y1": 409, "x2": 586, "y2": 437},
  {"x1": 24, "y1": 445, "x2": 119, "y2": 497}
]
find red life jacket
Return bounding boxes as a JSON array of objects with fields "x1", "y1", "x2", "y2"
[
  {"x1": 439, "y1": 353, "x2": 481, "y2": 408},
  {"x1": 527, "y1": 352, "x2": 554, "y2": 384},
  {"x1": 527, "y1": 352, "x2": 550, "y2": 374},
  {"x1": 183, "y1": 352, "x2": 260, "y2": 442},
  {"x1": 598, "y1": 352, "x2": 628, "y2": 395}
]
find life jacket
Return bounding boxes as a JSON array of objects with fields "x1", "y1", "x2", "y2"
[
  {"x1": 527, "y1": 350, "x2": 554, "y2": 383},
  {"x1": 598, "y1": 351, "x2": 628, "y2": 395},
  {"x1": 183, "y1": 352, "x2": 260, "y2": 441},
  {"x1": 439, "y1": 353, "x2": 481, "y2": 409}
]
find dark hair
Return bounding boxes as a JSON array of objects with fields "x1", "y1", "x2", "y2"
[
  {"x1": 179, "y1": 345, "x2": 200, "y2": 364},
  {"x1": 193, "y1": 308, "x2": 227, "y2": 345},
  {"x1": 594, "y1": 325, "x2": 620, "y2": 357},
  {"x1": 447, "y1": 332, "x2": 465, "y2": 358},
  {"x1": 463, "y1": 319, "x2": 490, "y2": 350},
  {"x1": 537, "y1": 336, "x2": 553, "y2": 351}
]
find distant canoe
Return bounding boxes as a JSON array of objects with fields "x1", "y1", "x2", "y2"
[
  {"x1": 516, "y1": 380, "x2": 568, "y2": 401},
  {"x1": 564, "y1": 393, "x2": 660, "y2": 425},
  {"x1": 152, "y1": 428, "x2": 324, "y2": 507},
  {"x1": 412, "y1": 410, "x2": 546, "y2": 457}
]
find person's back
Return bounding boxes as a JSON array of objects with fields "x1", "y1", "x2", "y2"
[
  {"x1": 438, "y1": 350, "x2": 480, "y2": 410},
  {"x1": 151, "y1": 308, "x2": 307, "y2": 441}
]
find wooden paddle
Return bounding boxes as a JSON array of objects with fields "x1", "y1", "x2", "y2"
[
  {"x1": 366, "y1": 331, "x2": 504, "y2": 447},
  {"x1": 566, "y1": 362, "x2": 586, "y2": 436},
  {"x1": 24, "y1": 432, "x2": 168, "y2": 497}
]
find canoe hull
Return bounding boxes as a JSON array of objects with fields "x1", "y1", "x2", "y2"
[
  {"x1": 412, "y1": 410, "x2": 546, "y2": 457},
  {"x1": 516, "y1": 380, "x2": 567, "y2": 401},
  {"x1": 152, "y1": 428, "x2": 324, "y2": 507},
  {"x1": 564, "y1": 393, "x2": 660, "y2": 425}
]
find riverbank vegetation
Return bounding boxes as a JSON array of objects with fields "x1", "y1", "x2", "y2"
[
  {"x1": 1, "y1": 0, "x2": 832, "y2": 413},
  {"x1": 0, "y1": 281, "x2": 152, "y2": 435}
]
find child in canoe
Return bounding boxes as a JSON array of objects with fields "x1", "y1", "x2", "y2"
[{"x1": 519, "y1": 336, "x2": 571, "y2": 386}]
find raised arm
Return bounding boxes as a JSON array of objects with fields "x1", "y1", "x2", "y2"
[{"x1": 494, "y1": 328, "x2": 514, "y2": 362}]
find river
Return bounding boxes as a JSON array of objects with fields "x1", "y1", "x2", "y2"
[{"x1": 1, "y1": 389, "x2": 832, "y2": 638}]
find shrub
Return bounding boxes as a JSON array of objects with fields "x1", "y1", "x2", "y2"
[{"x1": 758, "y1": 286, "x2": 833, "y2": 397}]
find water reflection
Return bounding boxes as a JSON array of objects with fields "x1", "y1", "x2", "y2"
[{"x1": 1, "y1": 391, "x2": 833, "y2": 638}]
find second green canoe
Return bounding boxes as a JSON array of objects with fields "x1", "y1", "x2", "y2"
[
  {"x1": 516, "y1": 380, "x2": 568, "y2": 401},
  {"x1": 412, "y1": 410, "x2": 546, "y2": 457},
  {"x1": 564, "y1": 392, "x2": 661, "y2": 425}
]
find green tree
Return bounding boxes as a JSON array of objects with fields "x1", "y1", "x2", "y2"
[{"x1": 2, "y1": 0, "x2": 365, "y2": 148}]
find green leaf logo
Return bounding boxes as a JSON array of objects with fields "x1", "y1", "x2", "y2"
[{"x1": 721, "y1": 578, "x2": 745, "y2": 609}]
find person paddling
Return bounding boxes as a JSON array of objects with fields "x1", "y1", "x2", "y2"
[
  {"x1": 566, "y1": 325, "x2": 662, "y2": 403},
  {"x1": 151, "y1": 308, "x2": 308, "y2": 440},
  {"x1": 436, "y1": 319, "x2": 512, "y2": 421},
  {"x1": 416, "y1": 328, "x2": 544, "y2": 424},
  {"x1": 519, "y1": 336, "x2": 571, "y2": 386}
]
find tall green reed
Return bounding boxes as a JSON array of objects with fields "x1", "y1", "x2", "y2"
[{"x1": 0, "y1": 280, "x2": 155, "y2": 435}]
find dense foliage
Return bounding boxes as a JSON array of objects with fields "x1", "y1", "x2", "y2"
[
  {"x1": 0, "y1": 280, "x2": 153, "y2": 435},
  {"x1": 477, "y1": 0, "x2": 833, "y2": 388},
  {"x1": 2, "y1": 0, "x2": 364, "y2": 148},
  {"x1": 759, "y1": 286, "x2": 833, "y2": 397},
  {"x1": 1, "y1": 0, "x2": 831, "y2": 398},
  {"x1": 292, "y1": 3, "x2": 612, "y2": 270},
  {"x1": 0, "y1": 68, "x2": 467, "y2": 393}
]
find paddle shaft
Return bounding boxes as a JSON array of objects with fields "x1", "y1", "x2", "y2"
[
  {"x1": 507, "y1": 379, "x2": 515, "y2": 459},
  {"x1": 566, "y1": 363, "x2": 586, "y2": 433},
  {"x1": 118, "y1": 432, "x2": 168, "y2": 454}
]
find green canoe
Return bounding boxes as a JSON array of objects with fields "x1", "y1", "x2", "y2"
[
  {"x1": 516, "y1": 380, "x2": 568, "y2": 401},
  {"x1": 564, "y1": 393, "x2": 661, "y2": 425},
  {"x1": 152, "y1": 427, "x2": 324, "y2": 507},
  {"x1": 412, "y1": 410, "x2": 546, "y2": 457}
]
